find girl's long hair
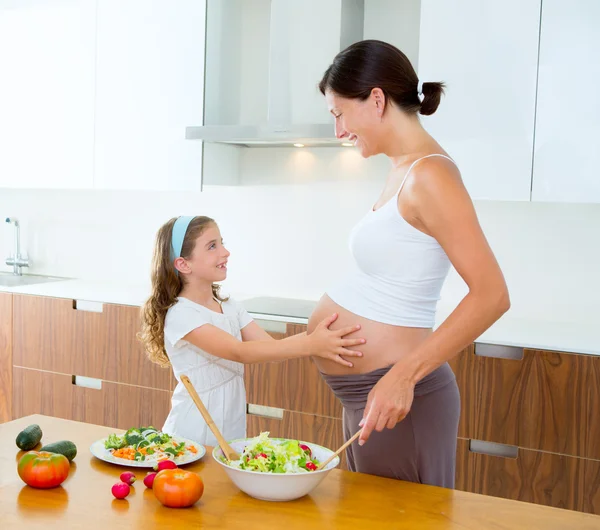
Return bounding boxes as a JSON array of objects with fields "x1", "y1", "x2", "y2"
[{"x1": 139, "y1": 216, "x2": 227, "y2": 367}]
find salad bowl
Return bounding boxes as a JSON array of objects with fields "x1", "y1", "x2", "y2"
[{"x1": 212, "y1": 433, "x2": 340, "y2": 501}]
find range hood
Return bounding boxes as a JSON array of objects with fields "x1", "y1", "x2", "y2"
[{"x1": 186, "y1": 0, "x2": 364, "y2": 147}]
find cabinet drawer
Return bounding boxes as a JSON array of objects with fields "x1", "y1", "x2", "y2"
[
  {"x1": 12, "y1": 367, "x2": 171, "y2": 430},
  {"x1": 0, "y1": 293, "x2": 12, "y2": 423},
  {"x1": 455, "y1": 438, "x2": 594, "y2": 513},
  {"x1": 455, "y1": 347, "x2": 600, "y2": 459},
  {"x1": 12, "y1": 294, "x2": 173, "y2": 391},
  {"x1": 247, "y1": 408, "x2": 346, "y2": 470},
  {"x1": 245, "y1": 358, "x2": 342, "y2": 418},
  {"x1": 245, "y1": 322, "x2": 342, "y2": 418},
  {"x1": 447, "y1": 345, "x2": 476, "y2": 438}
]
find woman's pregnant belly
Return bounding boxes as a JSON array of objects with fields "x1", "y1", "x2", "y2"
[{"x1": 308, "y1": 295, "x2": 432, "y2": 375}]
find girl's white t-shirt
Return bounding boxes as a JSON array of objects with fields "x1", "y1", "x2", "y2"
[{"x1": 161, "y1": 296, "x2": 253, "y2": 446}]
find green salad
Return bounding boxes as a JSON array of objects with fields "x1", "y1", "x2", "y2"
[
  {"x1": 104, "y1": 426, "x2": 199, "y2": 463},
  {"x1": 226, "y1": 432, "x2": 320, "y2": 473}
]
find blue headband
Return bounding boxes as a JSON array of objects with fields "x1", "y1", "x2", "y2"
[{"x1": 171, "y1": 216, "x2": 195, "y2": 260}]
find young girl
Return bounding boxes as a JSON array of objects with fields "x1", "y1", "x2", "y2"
[{"x1": 139, "y1": 215, "x2": 365, "y2": 446}]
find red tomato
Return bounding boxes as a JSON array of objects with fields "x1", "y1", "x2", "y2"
[
  {"x1": 153, "y1": 469, "x2": 204, "y2": 508},
  {"x1": 17, "y1": 451, "x2": 70, "y2": 489},
  {"x1": 305, "y1": 461, "x2": 317, "y2": 471}
]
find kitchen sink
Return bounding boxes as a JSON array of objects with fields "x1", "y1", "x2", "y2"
[{"x1": 0, "y1": 273, "x2": 68, "y2": 287}]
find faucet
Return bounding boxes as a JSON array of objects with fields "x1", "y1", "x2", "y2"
[{"x1": 5, "y1": 218, "x2": 29, "y2": 276}]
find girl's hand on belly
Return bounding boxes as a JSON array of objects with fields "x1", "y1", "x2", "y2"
[
  {"x1": 308, "y1": 313, "x2": 366, "y2": 368},
  {"x1": 358, "y1": 371, "x2": 415, "y2": 445}
]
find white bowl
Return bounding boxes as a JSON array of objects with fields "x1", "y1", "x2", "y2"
[{"x1": 212, "y1": 438, "x2": 340, "y2": 502}]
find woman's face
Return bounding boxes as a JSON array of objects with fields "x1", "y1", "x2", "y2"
[{"x1": 326, "y1": 88, "x2": 385, "y2": 158}]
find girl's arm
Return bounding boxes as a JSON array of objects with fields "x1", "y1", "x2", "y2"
[
  {"x1": 240, "y1": 321, "x2": 279, "y2": 342},
  {"x1": 183, "y1": 313, "x2": 365, "y2": 367},
  {"x1": 240, "y1": 321, "x2": 310, "y2": 343}
]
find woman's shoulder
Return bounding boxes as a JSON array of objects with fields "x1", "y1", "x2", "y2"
[
  {"x1": 414, "y1": 153, "x2": 460, "y2": 180},
  {"x1": 403, "y1": 153, "x2": 464, "y2": 202}
]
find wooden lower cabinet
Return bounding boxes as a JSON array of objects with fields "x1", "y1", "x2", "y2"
[
  {"x1": 245, "y1": 356, "x2": 342, "y2": 419},
  {"x1": 0, "y1": 293, "x2": 12, "y2": 423},
  {"x1": 583, "y1": 458, "x2": 600, "y2": 515},
  {"x1": 12, "y1": 366, "x2": 171, "y2": 430},
  {"x1": 247, "y1": 410, "x2": 347, "y2": 470},
  {"x1": 245, "y1": 322, "x2": 342, "y2": 419},
  {"x1": 456, "y1": 438, "x2": 600, "y2": 515},
  {"x1": 451, "y1": 346, "x2": 600, "y2": 461},
  {"x1": 12, "y1": 294, "x2": 175, "y2": 391}
]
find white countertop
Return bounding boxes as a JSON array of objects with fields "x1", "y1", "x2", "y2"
[{"x1": 1, "y1": 278, "x2": 598, "y2": 356}]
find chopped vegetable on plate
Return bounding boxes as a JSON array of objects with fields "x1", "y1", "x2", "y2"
[{"x1": 103, "y1": 427, "x2": 198, "y2": 464}]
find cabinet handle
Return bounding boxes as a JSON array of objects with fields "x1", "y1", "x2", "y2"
[
  {"x1": 475, "y1": 343, "x2": 524, "y2": 360},
  {"x1": 469, "y1": 439, "x2": 518, "y2": 459},
  {"x1": 72, "y1": 300, "x2": 104, "y2": 313},
  {"x1": 72, "y1": 375, "x2": 102, "y2": 390},
  {"x1": 247, "y1": 403, "x2": 284, "y2": 419}
]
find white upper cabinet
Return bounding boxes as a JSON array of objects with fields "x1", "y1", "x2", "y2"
[
  {"x1": 532, "y1": 0, "x2": 600, "y2": 203},
  {"x1": 93, "y1": 0, "x2": 205, "y2": 191},
  {"x1": 0, "y1": 0, "x2": 96, "y2": 189},
  {"x1": 418, "y1": 0, "x2": 541, "y2": 201}
]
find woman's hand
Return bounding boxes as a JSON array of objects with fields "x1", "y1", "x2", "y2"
[
  {"x1": 308, "y1": 313, "x2": 365, "y2": 367},
  {"x1": 358, "y1": 368, "x2": 415, "y2": 445}
]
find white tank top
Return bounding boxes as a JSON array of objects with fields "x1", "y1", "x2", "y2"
[{"x1": 326, "y1": 154, "x2": 454, "y2": 328}]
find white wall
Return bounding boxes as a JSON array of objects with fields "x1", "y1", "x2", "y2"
[
  {"x1": 1, "y1": 154, "x2": 599, "y2": 323},
  {"x1": 364, "y1": 0, "x2": 421, "y2": 68}
]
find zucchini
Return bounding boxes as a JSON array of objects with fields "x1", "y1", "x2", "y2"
[
  {"x1": 16, "y1": 424, "x2": 43, "y2": 451},
  {"x1": 40, "y1": 440, "x2": 77, "y2": 462}
]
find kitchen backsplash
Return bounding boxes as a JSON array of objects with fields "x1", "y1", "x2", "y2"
[{"x1": 1, "y1": 154, "x2": 599, "y2": 323}]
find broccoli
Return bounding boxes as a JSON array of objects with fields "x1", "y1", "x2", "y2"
[
  {"x1": 124, "y1": 432, "x2": 144, "y2": 446},
  {"x1": 104, "y1": 433, "x2": 126, "y2": 450},
  {"x1": 157, "y1": 433, "x2": 172, "y2": 444}
]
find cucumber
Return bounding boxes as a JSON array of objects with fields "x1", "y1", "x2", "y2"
[
  {"x1": 16, "y1": 424, "x2": 43, "y2": 451},
  {"x1": 40, "y1": 440, "x2": 77, "y2": 462}
]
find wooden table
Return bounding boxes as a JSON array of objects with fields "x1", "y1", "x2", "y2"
[{"x1": 2, "y1": 415, "x2": 599, "y2": 529}]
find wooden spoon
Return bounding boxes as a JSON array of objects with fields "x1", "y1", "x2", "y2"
[
  {"x1": 180, "y1": 375, "x2": 240, "y2": 461},
  {"x1": 318, "y1": 429, "x2": 362, "y2": 470}
]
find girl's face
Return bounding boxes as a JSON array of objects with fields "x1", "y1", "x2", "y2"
[{"x1": 177, "y1": 223, "x2": 230, "y2": 283}]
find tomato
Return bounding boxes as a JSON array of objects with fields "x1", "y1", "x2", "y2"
[
  {"x1": 17, "y1": 451, "x2": 70, "y2": 489},
  {"x1": 153, "y1": 469, "x2": 204, "y2": 508},
  {"x1": 305, "y1": 461, "x2": 317, "y2": 471}
]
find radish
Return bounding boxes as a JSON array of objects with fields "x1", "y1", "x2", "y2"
[
  {"x1": 154, "y1": 459, "x2": 177, "y2": 472},
  {"x1": 111, "y1": 482, "x2": 130, "y2": 499},
  {"x1": 299, "y1": 444, "x2": 312, "y2": 457},
  {"x1": 143, "y1": 472, "x2": 157, "y2": 489},
  {"x1": 119, "y1": 471, "x2": 136, "y2": 485}
]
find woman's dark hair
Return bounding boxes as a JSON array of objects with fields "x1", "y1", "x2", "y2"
[{"x1": 319, "y1": 39, "x2": 445, "y2": 116}]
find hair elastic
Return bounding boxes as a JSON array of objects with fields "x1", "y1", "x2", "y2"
[{"x1": 417, "y1": 80, "x2": 425, "y2": 103}]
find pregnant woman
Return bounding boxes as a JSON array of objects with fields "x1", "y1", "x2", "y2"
[{"x1": 307, "y1": 40, "x2": 510, "y2": 488}]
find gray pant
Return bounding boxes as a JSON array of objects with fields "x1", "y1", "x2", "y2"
[{"x1": 321, "y1": 362, "x2": 460, "y2": 488}]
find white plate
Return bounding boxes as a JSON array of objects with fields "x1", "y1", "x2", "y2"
[{"x1": 90, "y1": 436, "x2": 206, "y2": 468}]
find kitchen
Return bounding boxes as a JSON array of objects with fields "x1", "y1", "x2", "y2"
[{"x1": 1, "y1": 0, "x2": 599, "y2": 528}]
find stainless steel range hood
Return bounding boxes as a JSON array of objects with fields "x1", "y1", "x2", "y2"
[{"x1": 186, "y1": 0, "x2": 364, "y2": 148}]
